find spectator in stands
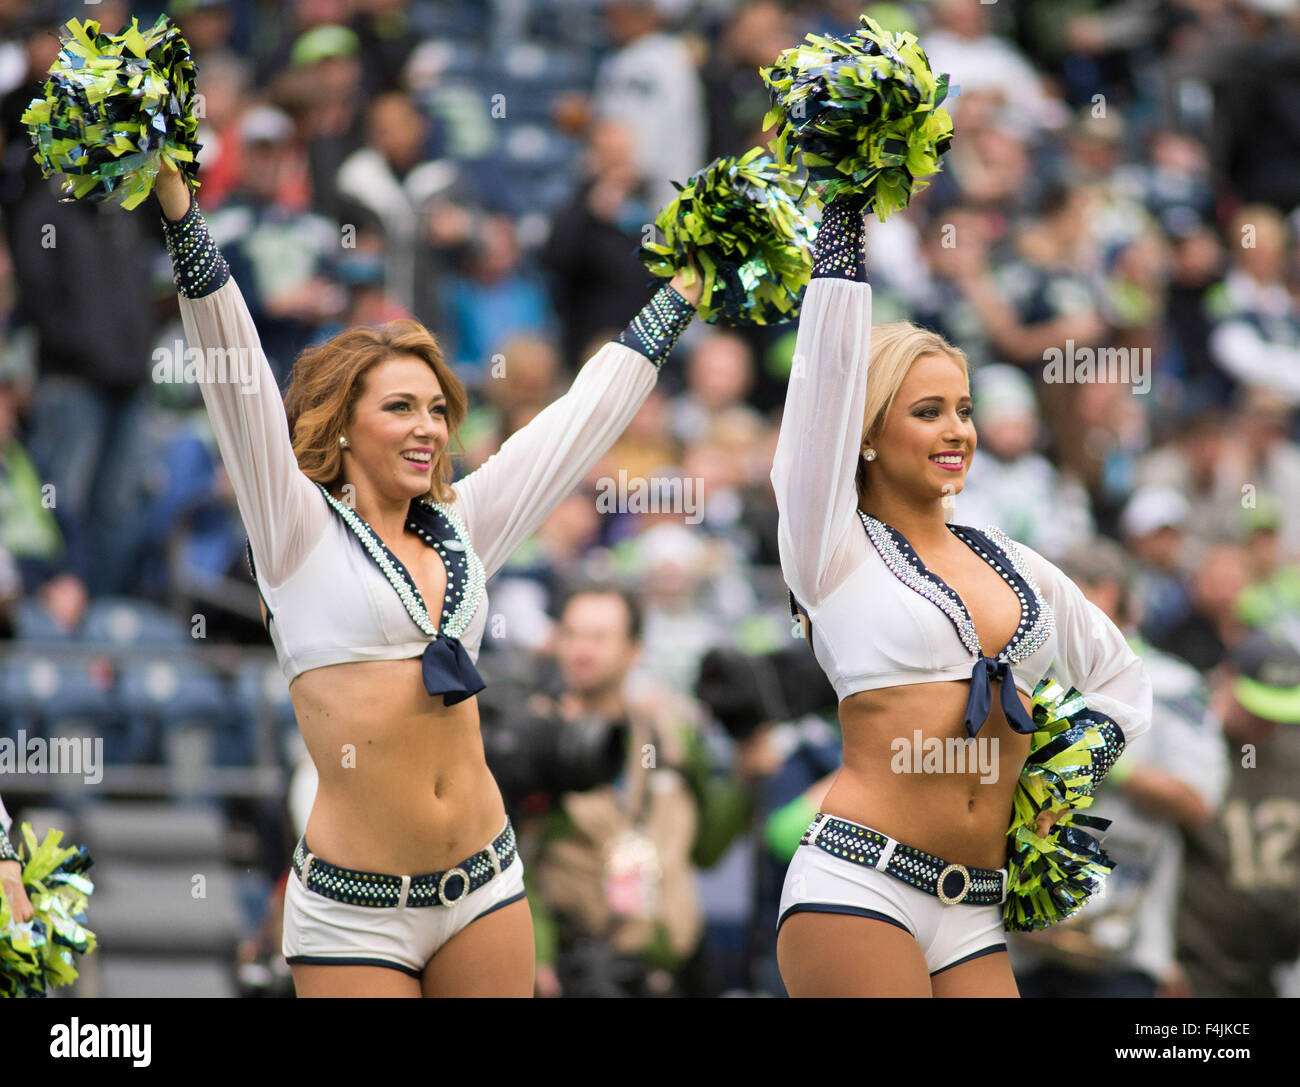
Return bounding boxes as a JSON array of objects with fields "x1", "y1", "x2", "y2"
[
  {"x1": 951, "y1": 364, "x2": 1094, "y2": 560},
  {"x1": 523, "y1": 585, "x2": 750, "y2": 997},
  {"x1": 908, "y1": 206, "x2": 1003, "y2": 371},
  {"x1": 593, "y1": 0, "x2": 706, "y2": 211},
  {"x1": 967, "y1": 182, "x2": 1107, "y2": 372},
  {"x1": 0, "y1": 3, "x2": 67, "y2": 206},
  {"x1": 460, "y1": 334, "x2": 563, "y2": 473},
  {"x1": 253, "y1": 0, "x2": 354, "y2": 87},
  {"x1": 273, "y1": 24, "x2": 368, "y2": 223},
  {"x1": 206, "y1": 106, "x2": 347, "y2": 383},
  {"x1": 623, "y1": 521, "x2": 749, "y2": 692},
  {"x1": 167, "y1": 0, "x2": 237, "y2": 61},
  {"x1": 336, "y1": 90, "x2": 466, "y2": 329},
  {"x1": 668, "y1": 332, "x2": 761, "y2": 446},
  {"x1": 442, "y1": 214, "x2": 555, "y2": 384},
  {"x1": 1206, "y1": 205, "x2": 1300, "y2": 405},
  {"x1": 1162, "y1": 220, "x2": 1224, "y2": 411},
  {"x1": 702, "y1": 0, "x2": 791, "y2": 159},
  {"x1": 181, "y1": 52, "x2": 254, "y2": 213},
  {"x1": 543, "y1": 121, "x2": 656, "y2": 371},
  {"x1": 350, "y1": 0, "x2": 420, "y2": 99},
  {"x1": 1211, "y1": 0, "x2": 1300, "y2": 214},
  {"x1": 1122, "y1": 485, "x2": 1193, "y2": 644},
  {"x1": 922, "y1": 0, "x2": 1069, "y2": 139},
  {"x1": 1139, "y1": 392, "x2": 1300, "y2": 556},
  {"x1": 1235, "y1": 502, "x2": 1300, "y2": 645},
  {"x1": 1176, "y1": 630, "x2": 1300, "y2": 997},
  {"x1": 0, "y1": 335, "x2": 87, "y2": 632},
  {"x1": 1153, "y1": 541, "x2": 1250, "y2": 672},
  {"x1": 4, "y1": 134, "x2": 157, "y2": 596}
]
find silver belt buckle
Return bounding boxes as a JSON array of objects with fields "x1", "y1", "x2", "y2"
[
  {"x1": 936, "y1": 863, "x2": 972, "y2": 905},
  {"x1": 438, "y1": 866, "x2": 470, "y2": 905}
]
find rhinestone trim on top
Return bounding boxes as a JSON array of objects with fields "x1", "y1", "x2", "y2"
[
  {"x1": 317, "y1": 484, "x2": 440, "y2": 639},
  {"x1": 858, "y1": 512, "x2": 1055, "y2": 663},
  {"x1": 858, "y1": 510, "x2": 981, "y2": 656},
  {"x1": 411, "y1": 496, "x2": 486, "y2": 641},
  {"x1": 951, "y1": 525, "x2": 1056, "y2": 663}
]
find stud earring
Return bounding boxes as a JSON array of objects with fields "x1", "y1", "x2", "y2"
[
  {"x1": 862, "y1": 447, "x2": 876, "y2": 461},
  {"x1": 338, "y1": 435, "x2": 349, "y2": 448}
]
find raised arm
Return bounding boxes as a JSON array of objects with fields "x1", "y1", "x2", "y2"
[
  {"x1": 156, "y1": 166, "x2": 327, "y2": 587},
  {"x1": 769, "y1": 196, "x2": 874, "y2": 609},
  {"x1": 452, "y1": 282, "x2": 697, "y2": 580}
]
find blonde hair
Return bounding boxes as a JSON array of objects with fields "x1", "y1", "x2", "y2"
[
  {"x1": 284, "y1": 319, "x2": 468, "y2": 504},
  {"x1": 856, "y1": 323, "x2": 969, "y2": 500}
]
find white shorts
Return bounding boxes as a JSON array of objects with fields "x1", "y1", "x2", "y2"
[
  {"x1": 282, "y1": 818, "x2": 529, "y2": 978},
  {"x1": 777, "y1": 817, "x2": 1007, "y2": 977}
]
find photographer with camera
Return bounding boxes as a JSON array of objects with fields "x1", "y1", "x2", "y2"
[{"x1": 515, "y1": 584, "x2": 754, "y2": 998}]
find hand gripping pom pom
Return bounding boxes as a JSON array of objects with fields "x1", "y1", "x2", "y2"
[
  {"x1": 638, "y1": 147, "x2": 816, "y2": 326},
  {"x1": 21, "y1": 14, "x2": 202, "y2": 211},
  {"x1": 1002, "y1": 679, "x2": 1122, "y2": 932},
  {"x1": 0, "y1": 824, "x2": 97, "y2": 998},
  {"x1": 760, "y1": 14, "x2": 954, "y2": 221}
]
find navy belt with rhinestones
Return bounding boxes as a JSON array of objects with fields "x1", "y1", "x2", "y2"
[
  {"x1": 802, "y1": 814, "x2": 1006, "y2": 907},
  {"x1": 292, "y1": 821, "x2": 516, "y2": 908}
]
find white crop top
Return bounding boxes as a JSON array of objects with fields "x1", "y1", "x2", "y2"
[
  {"x1": 770, "y1": 276, "x2": 1152, "y2": 743},
  {"x1": 177, "y1": 275, "x2": 661, "y2": 696}
]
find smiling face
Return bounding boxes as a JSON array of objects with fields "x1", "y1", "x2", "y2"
[
  {"x1": 342, "y1": 355, "x2": 449, "y2": 503},
  {"x1": 862, "y1": 353, "x2": 976, "y2": 505}
]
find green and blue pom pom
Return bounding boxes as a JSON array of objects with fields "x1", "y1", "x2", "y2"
[
  {"x1": 639, "y1": 146, "x2": 816, "y2": 326},
  {"x1": 1003, "y1": 679, "x2": 1118, "y2": 932},
  {"x1": 760, "y1": 13, "x2": 954, "y2": 220},
  {"x1": 21, "y1": 14, "x2": 201, "y2": 211},
  {"x1": 0, "y1": 823, "x2": 97, "y2": 998}
]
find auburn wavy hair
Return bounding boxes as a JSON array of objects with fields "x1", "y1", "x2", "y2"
[{"x1": 283, "y1": 319, "x2": 468, "y2": 504}]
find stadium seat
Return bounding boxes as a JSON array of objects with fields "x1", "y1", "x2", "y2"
[
  {"x1": 12, "y1": 597, "x2": 75, "y2": 643},
  {"x1": 117, "y1": 660, "x2": 243, "y2": 768},
  {"x1": 0, "y1": 650, "x2": 126, "y2": 763},
  {"x1": 80, "y1": 597, "x2": 191, "y2": 649}
]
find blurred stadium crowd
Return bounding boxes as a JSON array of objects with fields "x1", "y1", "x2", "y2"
[{"x1": 2, "y1": 0, "x2": 1300, "y2": 998}]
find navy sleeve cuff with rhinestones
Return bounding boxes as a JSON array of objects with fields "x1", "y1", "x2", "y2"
[
  {"x1": 161, "y1": 195, "x2": 231, "y2": 299},
  {"x1": 811, "y1": 195, "x2": 868, "y2": 282},
  {"x1": 616, "y1": 284, "x2": 695, "y2": 370},
  {"x1": 1078, "y1": 715, "x2": 1126, "y2": 795},
  {"x1": 0, "y1": 827, "x2": 19, "y2": 864}
]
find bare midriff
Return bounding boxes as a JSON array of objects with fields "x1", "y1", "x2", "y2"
[
  {"x1": 822, "y1": 677, "x2": 1034, "y2": 871},
  {"x1": 288, "y1": 657, "x2": 505, "y2": 875}
]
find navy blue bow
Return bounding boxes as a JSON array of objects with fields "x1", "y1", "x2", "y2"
[
  {"x1": 421, "y1": 635, "x2": 486, "y2": 706},
  {"x1": 964, "y1": 656, "x2": 1037, "y2": 738}
]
